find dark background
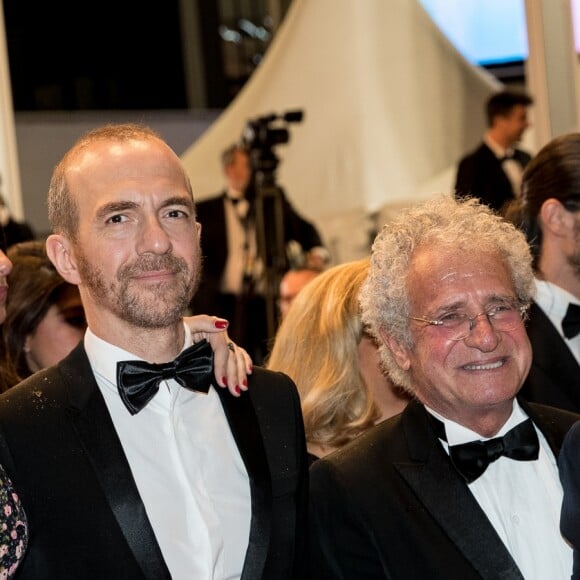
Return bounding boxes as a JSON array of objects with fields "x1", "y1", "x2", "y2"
[{"x1": 3, "y1": 0, "x2": 293, "y2": 111}]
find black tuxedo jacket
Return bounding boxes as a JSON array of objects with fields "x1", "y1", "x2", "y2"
[
  {"x1": 0, "y1": 343, "x2": 308, "y2": 579},
  {"x1": 519, "y1": 302, "x2": 580, "y2": 413},
  {"x1": 454, "y1": 143, "x2": 531, "y2": 213},
  {"x1": 191, "y1": 192, "x2": 323, "y2": 315},
  {"x1": 309, "y1": 399, "x2": 579, "y2": 579}
]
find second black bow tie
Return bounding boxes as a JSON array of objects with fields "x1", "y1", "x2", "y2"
[
  {"x1": 562, "y1": 303, "x2": 580, "y2": 339},
  {"x1": 433, "y1": 417, "x2": 540, "y2": 484},
  {"x1": 116, "y1": 340, "x2": 214, "y2": 415}
]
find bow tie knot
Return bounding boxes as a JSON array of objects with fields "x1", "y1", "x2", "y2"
[
  {"x1": 562, "y1": 303, "x2": 580, "y2": 339},
  {"x1": 432, "y1": 417, "x2": 540, "y2": 483},
  {"x1": 116, "y1": 340, "x2": 214, "y2": 415}
]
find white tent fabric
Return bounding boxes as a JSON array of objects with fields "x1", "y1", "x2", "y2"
[{"x1": 181, "y1": 0, "x2": 501, "y2": 263}]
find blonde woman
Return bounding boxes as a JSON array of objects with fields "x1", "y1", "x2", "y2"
[{"x1": 267, "y1": 258, "x2": 409, "y2": 462}]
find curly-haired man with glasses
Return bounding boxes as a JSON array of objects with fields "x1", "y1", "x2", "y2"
[{"x1": 309, "y1": 195, "x2": 578, "y2": 579}]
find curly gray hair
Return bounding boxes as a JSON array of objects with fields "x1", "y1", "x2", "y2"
[{"x1": 359, "y1": 194, "x2": 535, "y2": 392}]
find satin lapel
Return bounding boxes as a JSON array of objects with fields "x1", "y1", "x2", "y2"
[
  {"x1": 394, "y1": 403, "x2": 524, "y2": 579},
  {"x1": 61, "y1": 345, "x2": 170, "y2": 580},
  {"x1": 216, "y1": 385, "x2": 272, "y2": 580},
  {"x1": 519, "y1": 398, "x2": 580, "y2": 457}
]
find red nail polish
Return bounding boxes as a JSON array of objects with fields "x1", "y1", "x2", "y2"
[
  {"x1": 235, "y1": 386, "x2": 241, "y2": 394},
  {"x1": 215, "y1": 320, "x2": 228, "y2": 329},
  {"x1": 222, "y1": 377, "x2": 228, "y2": 386},
  {"x1": 242, "y1": 379, "x2": 247, "y2": 387}
]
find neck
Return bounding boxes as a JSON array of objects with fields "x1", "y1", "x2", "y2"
[
  {"x1": 486, "y1": 129, "x2": 513, "y2": 151},
  {"x1": 538, "y1": 246, "x2": 580, "y2": 300},
  {"x1": 427, "y1": 401, "x2": 514, "y2": 438},
  {"x1": 86, "y1": 310, "x2": 185, "y2": 363},
  {"x1": 307, "y1": 441, "x2": 337, "y2": 460}
]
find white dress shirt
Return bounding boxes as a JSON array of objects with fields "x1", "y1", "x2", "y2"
[
  {"x1": 85, "y1": 326, "x2": 251, "y2": 580},
  {"x1": 428, "y1": 401, "x2": 572, "y2": 580},
  {"x1": 221, "y1": 189, "x2": 263, "y2": 295},
  {"x1": 535, "y1": 278, "x2": 580, "y2": 365}
]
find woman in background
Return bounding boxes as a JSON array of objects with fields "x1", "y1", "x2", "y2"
[
  {"x1": 267, "y1": 258, "x2": 410, "y2": 463},
  {"x1": 0, "y1": 240, "x2": 86, "y2": 389}
]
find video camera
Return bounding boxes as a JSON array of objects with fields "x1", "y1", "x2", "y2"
[{"x1": 242, "y1": 109, "x2": 304, "y2": 152}]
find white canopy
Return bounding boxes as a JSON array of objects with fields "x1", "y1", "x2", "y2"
[{"x1": 181, "y1": 0, "x2": 501, "y2": 263}]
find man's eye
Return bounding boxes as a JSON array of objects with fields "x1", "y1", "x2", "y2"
[
  {"x1": 490, "y1": 303, "x2": 512, "y2": 314},
  {"x1": 166, "y1": 209, "x2": 189, "y2": 219},
  {"x1": 106, "y1": 214, "x2": 127, "y2": 224},
  {"x1": 439, "y1": 313, "x2": 466, "y2": 325}
]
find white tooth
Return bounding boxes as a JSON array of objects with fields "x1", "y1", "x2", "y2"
[{"x1": 464, "y1": 360, "x2": 503, "y2": 371}]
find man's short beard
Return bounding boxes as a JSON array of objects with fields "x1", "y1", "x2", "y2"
[
  {"x1": 569, "y1": 219, "x2": 580, "y2": 280},
  {"x1": 76, "y1": 251, "x2": 200, "y2": 329}
]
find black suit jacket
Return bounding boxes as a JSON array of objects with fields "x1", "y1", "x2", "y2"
[
  {"x1": 0, "y1": 343, "x2": 308, "y2": 579},
  {"x1": 519, "y1": 302, "x2": 580, "y2": 413},
  {"x1": 192, "y1": 191, "x2": 323, "y2": 315},
  {"x1": 454, "y1": 143, "x2": 531, "y2": 213},
  {"x1": 309, "y1": 399, "x2": 579, "y2": 579}
]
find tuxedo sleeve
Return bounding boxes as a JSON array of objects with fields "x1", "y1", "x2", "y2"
[
  {"x1": 454, "y1": 156, "x2": 476, "y2": 200},
  {"x1": 280, "y1": 189, "x2": 324, "y2": 251},
  {"x1": 559, "y1": 420, "x2": 580, "y2": 578}
]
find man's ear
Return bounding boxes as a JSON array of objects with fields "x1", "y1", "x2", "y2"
[
  {"x1": 379, "y1": 328, "x2": 411, "y2": 371},
  {"x1": 45, "y1": 234, "x2": 82, "y2": 285},
  {"x1": 539, "y1": 198, "x2": 572, "y2": 237}
]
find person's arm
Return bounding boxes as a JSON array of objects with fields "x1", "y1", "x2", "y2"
[{"x1": 184, "y1": 315, "x2": 252, "y2": 397}]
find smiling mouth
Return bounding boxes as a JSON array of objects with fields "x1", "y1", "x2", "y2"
[{"x1": 462, "y1": 359, "x2": 505, "y2": 371}]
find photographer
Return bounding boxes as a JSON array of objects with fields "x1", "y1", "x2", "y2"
[{"x1": 191, "y1": 139, "x2": 327, "y2": 364}]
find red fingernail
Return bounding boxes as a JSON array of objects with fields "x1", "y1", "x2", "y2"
[
  {"x1": 215, "y1": 320, "x2": 228, "y2": 329},
  {"x1": 222, "y1": 377, "x2": 228, "y2": 386},
  {"x1": 235, "y1": 386, "x2": 241, "y2": 394},
  {"x1": 243, "y1": 379, "x2": 247, "y2": 387},
  {"x1": 249, "y1": 365, "x2": 253, "y2": 373}
]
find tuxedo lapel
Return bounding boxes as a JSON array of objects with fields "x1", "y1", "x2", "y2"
[
  {"x1": 394, "y1": 403, "x2": 524, "y2": 579},
  {"x1": 215, "y1": 385, "x2": 272, "y2": 580},
  {"x1": 61, "y1": 345, "x2": 170, "y2": 580}
]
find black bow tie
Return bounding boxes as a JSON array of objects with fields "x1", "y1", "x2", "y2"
[
  {"x1": 116, "y1": 340, "x2": 214, "y2": 415},
  {"x1": 432, "y1": 416, "x2": 540, "y2": 484},
  {"x1": 562, "y1": 303, "x2": 580, "y2": 339}
]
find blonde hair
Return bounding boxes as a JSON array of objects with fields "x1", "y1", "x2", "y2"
[{"x1": 266, "y1": 258, "x2": 379, "y2": 449}]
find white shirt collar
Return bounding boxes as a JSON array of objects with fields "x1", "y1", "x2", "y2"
[
  {"x1": 535, "y1": 279, "x2": 580, "y2": 316},
  {"x1": 84, "y1": 324, "x2": 192, "y2": 387},
  {"x1": 426, "y1": 399, "x2": 527, "y2": 446}
]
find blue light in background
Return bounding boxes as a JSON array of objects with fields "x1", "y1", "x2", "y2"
[{"x1": 418, "y1": 0, "x2": 529, "y2": 66}]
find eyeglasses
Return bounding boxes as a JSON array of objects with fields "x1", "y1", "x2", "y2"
[{"x1": 408, "y1": 302, "x2": 529, "y2": 341}]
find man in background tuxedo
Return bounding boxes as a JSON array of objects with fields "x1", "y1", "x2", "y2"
[
  {"x1": 512, "y1": 132, "x2": 580, "y2": 413},
  {"x1": 454, "y1": 90, "x2": 533, "y2": 214},
  {"x1": 0, "y1": 124, "x2": 308, "y2": 579},
  {"x1": 192, "y1": 143, "x2": 328, "y2": 363},
  {"x1": 310, "y1": 196, "x2": 576, "y2": 579}
]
